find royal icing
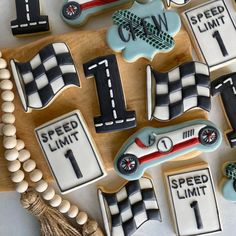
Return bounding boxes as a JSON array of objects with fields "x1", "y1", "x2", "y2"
[
  {"x1": 182, "y1": 0, "x2": 236, "y2": 71},
  {"x1": 165, "y1": 0, "x2": 190, "y2": 7},
  {"x1": 114, "y1": 120, "x2": 222, "y2": 181},
  {"x1": 35, "y1": 110, "x2": 106, "y2": 194},
  {"x1": 83, "y1": 54, "x2": 136, "y2": 133},
  {"x1": 10, "y1": 43, "x2": 80, "y2": 112},
  {"x1": 106, "y1": 0, "x2": 181, "y2": 62},
  {"x1": 61, "y1": 0, "x2": 131, "y2": 26},
  {"x1": 11, "y1": 0, "x2": 50, "y2": 36},
  {"x1": 211, "y1": 73, "x2": 236, "y2": 148},
  {"x1": 98, "y1": 176, "x2": 161, "y2": 236},
  {"x1": 221, "y1": 162, "x2": 236, "y2": 201},
  {"x1": 147, "y1": 61, "x2": 210, "y2": 121},
  {"x1": 165, "y1": 163, "x2": 222, "y2": 236}
]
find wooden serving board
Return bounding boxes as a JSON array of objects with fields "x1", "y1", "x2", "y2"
[{"x1": 0, "y1": 27, "x2": 208, "y2": 192}]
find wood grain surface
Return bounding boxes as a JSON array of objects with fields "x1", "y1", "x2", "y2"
[{"x1": 0, "y1": 27, "x2": 208, "y2": 191}]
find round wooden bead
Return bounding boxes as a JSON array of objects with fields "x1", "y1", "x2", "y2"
[
  {"x1": 68, "y1": 205, "x2": 79, "y2": 218},
  {"x1": 42, "y1": 187, "x2": 55, "y2": 201},
  {"x1": 0, "y1": 80, "x2": 13, "y2": 90},
  {"x1": 0, "y1": 69, "x2": 11, "y2": 79},
  {"x1": 2, "y1": 124, "x2": 16, "y2": 136},
  {"x1": 49, "y1": 194, "x2": 62, "y2": 207},
  {"x1": 3, "y1": 136, "x2": 17, "y2": 149},
  {"x1": 0, "y1": 58, "x2": 7, "y2": 69},
  {"x1": 76, "y1": 212, "x2": 88, "y2": 225},
  {"x1": 18, "y1": 149, "x2": 30, "y2": 162},
  {"x1": 1, "y1": 91, "x2": 14, "y2": 102},
  {"x1": 23, "y1": 159, "x2": 36, "y2": 172},
  {"x1": 16, "y1": 180, "x2": 29, "y2": 193},
  {"x1": 0, "y1": 123, "x2": 3, "y2": 136},
  {"x1": 16, "y1": 139, "x2": 25, "y2": 151},
  {"x1": 11, "y1": 170, "x2": 24, "y2": 183},
  {"x1": 1, "y1": 102, "x2": 15, "y2": 113},
  {"x1": 29, "y1": 169, "x2": 43, "y2": 182},
  {"x1": 7, "y1": 160, "x2": 21, "y2": 172},
  {"x1": 59, "y1": 200, "x2": 71, "y2": 214},
  {"x1": 35, "y1": 180, "x2": 48, "y2": 193},
  {"x1": 2, "y1": 113, "x2": 15, "y2": 124},
  {"x1": 4, "y1": 148, "x2": 19, "y2": 161}
]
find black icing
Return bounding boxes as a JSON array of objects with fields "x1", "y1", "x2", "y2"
[
  {"x1": 211, "y1": 73, "x2": 236, "y2": 148},
  {"x1": 65, "y1": 149, "x2": 83, "y2": 179},
  {"x1": 83, "y1": 54, "x2": 136, "y2": 133},
  {"x1": 11, "y1": 0, "x2": 50, "y2": 36}
]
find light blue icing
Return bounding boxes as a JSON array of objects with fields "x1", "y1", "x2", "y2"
[
  {"x1": 107, "y1": 0, "x2": 181, "y2": 62},
  {"x1": 114, "y1": 120, "x2": 222, "y2": 181},
  {"x1": 61, "y1": 0, "x2": 131, "y2": 26},
  {"x1": 222, "y1": 179, "x2": 236, "y2": 202}
]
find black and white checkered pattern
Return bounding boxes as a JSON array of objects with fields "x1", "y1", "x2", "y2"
[
  {"x1": 98, "y1": 177, "x2": 161, "y2": 236},
  {"x1": 11, "y1": 42, "x2": 80, "y2": 112},
  {"x1": 147, "y1": 61, "x2": 210, "y2": 121}
]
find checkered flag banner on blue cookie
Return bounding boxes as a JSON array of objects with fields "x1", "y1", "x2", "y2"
[
  {"x1": 10, "y1": 42, "x2": 80, "y2": 112},
  {"x1": 147, "y1": 61, "x2": 211, "y2": 121},
  {"x1": 98, "y1": 177, "x2": 161, "y2": 236}
]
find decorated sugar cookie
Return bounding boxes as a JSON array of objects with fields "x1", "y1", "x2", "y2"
[
  {"x1": 182, "y1": 0, "x2": 236, "y2": 71},
  {"x1": 211, "y1": 73, "x2": 236, "y2": 148},
  {"x1": 61, "y1": 0, "x2": 131, "y2": 26},
  {"x1": 107, "y1": 0, "x2": 181, "y2": 62},
  {"x1": 98, "y1": 176, "x2": 161, "y2": 236},
  {"x1": 221, "y1": 162, "x2": 236, "y2": 201},
  {"x1": 35, "y1": 110, "x2": 106, "y2": 194},
  {"x1": 10, "y1": 42, "x2": 80, "y2": 112},
  {"x1": 165, "y1": 0, "x2": 191, "y2": 8},
  {"x1": 165, "y1": 163, "x2": 222, "y2": 236},
  {"x1": 114, "y1": 120, "x2": 222, "y2": 181},
  {"x1": 147, "y1": 61, "x2": 210, "y2": 121},
  {"x1": 11, "y1": 0, "x2": 50, "y2": 36},
  {"x1": 83, "y1": 54, "x2": 136, "y2": 133}
]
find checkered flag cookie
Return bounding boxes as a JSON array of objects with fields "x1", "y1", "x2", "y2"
[
  {"x1": 10, "y1": 42, "x2": 80, "y2": 112},
  {"x1": 98, "y1": 177, "x2": 161, "y2": 236},
  {"x1": 147, "y1": 61, "x2": 211, "y2": 121}
]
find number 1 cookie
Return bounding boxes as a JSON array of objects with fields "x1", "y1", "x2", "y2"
[
  {"x1": 107, "y1": 0, "x2": 181, "y2": 62},
  {"x1": 165, "y1": 162, "x2": 222, "y2": 236},
  {"x1": 182, "y1": 0, "x2": 236, "y2": 71},
  {"x1": 11, "y1": 0, "x2": 50, "y2": 36}
]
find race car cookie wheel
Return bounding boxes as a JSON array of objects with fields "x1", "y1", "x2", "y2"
[
  {"x1": 62, "y1": 2, "x2": 81, "y2": 20},
  {"x1": 199, "y1": 126, "x2": 218, "y2": 146},
  {"x1": 116, "y1": 154, "x2": 139, "y2": 175}
]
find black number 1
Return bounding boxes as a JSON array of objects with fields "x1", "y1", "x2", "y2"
[
  {"x1": 190, "y1": 200, "x2": 203, "y2": 229},
  {"x1": 65, "y1": 149, "x2": 83, "y2": 179},
  {"x1": 212, "y1": 30, "x2": 228, "y2": 57}
]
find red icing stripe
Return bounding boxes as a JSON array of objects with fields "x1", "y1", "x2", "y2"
[
  {"x1": 139, "y1": 138, "x2": 199, "y2": 165},
  {"x1": 81, "y1": 0, "x2": 118, "y2": 10},
  {"x1": 135, "y1": 138, "x2": 148, "y2": 148}
]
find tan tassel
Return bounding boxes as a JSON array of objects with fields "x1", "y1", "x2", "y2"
[
  {"x1": 20, "y1": 190, "x2": 81, "y2": 236},
  {"x1": 82, "y1": 220, "x2": 104, "y2": 236}
]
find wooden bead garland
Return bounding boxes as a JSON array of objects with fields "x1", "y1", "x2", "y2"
[
  {"x1": 0, "y1": 51, "x2": 100, "y2": 233},
  {"x1": 11, "y1": 170, "x2": 25, "y2": 183},
  {"x1": 29, "y1": 169, "x2": 43, "y2": 182},
  {"x1": 59, "y1": 200, "x2": 71, "y2": 214}
]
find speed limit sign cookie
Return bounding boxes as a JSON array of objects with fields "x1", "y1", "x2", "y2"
[{"x1": 182, "y1": 0, "x2": 236, "y2": 71}]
